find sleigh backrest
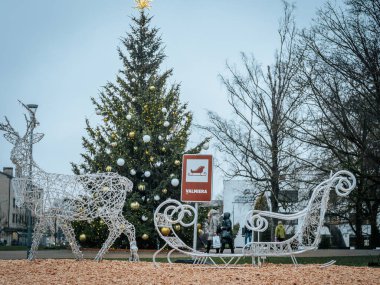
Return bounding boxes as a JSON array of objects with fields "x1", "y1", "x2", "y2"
[
  {"x1": 154, "y1": 199, "x2": 197, "y2": 250},
  {"x1": 297, "y1": 170, "x2": 356, "y2": 248}
]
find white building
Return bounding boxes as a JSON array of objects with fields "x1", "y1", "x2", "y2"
[
  {"x1": 0, "y1": 167, "x2": 29, "y2": 246},
  {"x1": 223, "y1": 180, "x2": 258, "y2": 247}
]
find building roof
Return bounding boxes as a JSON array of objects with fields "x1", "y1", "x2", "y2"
[{"x1": 0, "y1": 171, "x2": 13, "y2": 179}]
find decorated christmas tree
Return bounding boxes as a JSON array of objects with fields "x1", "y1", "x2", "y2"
[{"x1": 72, "y1": 1, "x2": 209, "y2": 248}]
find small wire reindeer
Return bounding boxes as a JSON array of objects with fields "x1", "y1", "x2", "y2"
[{"x1": 0, "y1": 102, "x2": 139, "y2": 261}]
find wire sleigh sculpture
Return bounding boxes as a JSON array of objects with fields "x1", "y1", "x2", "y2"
[
  {"x1": 0, "y1": 103, "x2": 139, "y2": 261},
  {"x1": 153, "y1": 170, "x2": 356, "y2": 268}
]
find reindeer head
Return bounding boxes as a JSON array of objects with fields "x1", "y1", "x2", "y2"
[{"x1": 0, "y1": 103, "x2": 44, "y2": 176}]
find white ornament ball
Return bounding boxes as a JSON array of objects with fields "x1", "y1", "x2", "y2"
[
  {"x1": 143, "y1": 135, "x2": 151, "y2": 143},
  {"x1": 163, "y1": 121, "x2": 170, "y2": 127},
  {"x1": 126, "y1": 114, "x2": 132, "y2": 120},
  {"x1": 158, "y1": 135, "x2": 163, "y2": 141},
  {"x1": 141, "y1": 215, "x2": 148, "y2": 221},
  {"x1": 130, "y1": 169, "x2": 136, "y2": 176},
  {"x1": 144, "y1": 171, "x2": 151, "y2": 177},
  {"x1": 171, "y1": 178, "x2": 180, "y2": 187},
  {"x1": 96, "y1": 110, "x2": 101, "y2": 115},
  {"x1": 161, "y1": 107, "x2": 167, "y2": 113},
  {"x1": 203, "y1": 142, "x2": 209, "y2": 150},
  {"x1": 111, "y1": 142, "x2": 117, "y2": 147},
  {"x1": 154, "y1": 161, "x2": 162, "y2": 167},
  {"x1": 131, "y1": 78, "x2": 136, "y2": 83},
  {"x1": 117, "y1": 158, "x2": 125, "y2": 166},
  {"x1": 131, "y1": 98, "x2": 136, "y2": 102},
  {"x1": 186, "y1": 130, "x2": 191, "y2": 135},
  {"x1": 154, "y1": 195, "x2": 160, "y2": 201},
  {"x1": 105, "y1": 149, "x2": 111, "y2": 154}
]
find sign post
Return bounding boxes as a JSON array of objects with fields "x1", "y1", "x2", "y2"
[{"x1": 181, "y1": 154, "x2": 213, "y2": 251}]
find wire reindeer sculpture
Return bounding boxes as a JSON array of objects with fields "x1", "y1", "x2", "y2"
[{"x1": 0, "y1": 102, "x2": 139, "y2": 261}]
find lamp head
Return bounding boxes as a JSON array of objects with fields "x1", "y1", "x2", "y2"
[{"x1": 26, "y1": 104, "x2": 38, "y2": 114}]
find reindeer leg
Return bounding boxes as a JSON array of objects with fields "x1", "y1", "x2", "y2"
[
  {"x1": 58, "y1": 219, "x2": 83, "y2": 260},
  {"x1": 94, "y1": 220, "x2": 120, "y2": 262},
  {"x1": 28, "y1": 217, "x2": 47, "y2": 261},
  {"x1": 120, "y1": 216, "x2": 139, "y2": 262}
]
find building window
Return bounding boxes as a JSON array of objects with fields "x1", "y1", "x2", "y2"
[
  {"x1": 12, "y1": 214, "x2": 15, "y2": 223},
  {"x1": 13, "y1": 198, "x2": 15, "y2": 208}
]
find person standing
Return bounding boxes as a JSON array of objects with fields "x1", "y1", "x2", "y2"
[
  {"x1": 206, "y1": 209, "x2": 220, "y2": 253},
  {"x1": 275, "y1": 221, "x2": 286, "y2": 242},
  {"x1": 220, "y1": 212, "x2": 234, "y2": 253},
  {"x1": 244, "y1": 225, "x2": 252, "y2": 244}
]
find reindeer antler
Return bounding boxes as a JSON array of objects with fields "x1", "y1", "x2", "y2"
[
  {"x1": 0, "y1": 117, "x2": 19, "y2": 136},
  {"x1": 0, "y1": 116, "x2": 20, "y2": 143}
]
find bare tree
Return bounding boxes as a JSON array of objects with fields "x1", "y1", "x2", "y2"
[
  {"x1": 299, "y1": 0, "x2": 380, "y2": 248},
  {"x1": 200, "y1": 2, "x2": 307, "y2": 215}
]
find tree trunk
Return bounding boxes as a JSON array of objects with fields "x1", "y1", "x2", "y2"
[{"x1": 369, "y1": 202, "x2": 380, "y2": 248}]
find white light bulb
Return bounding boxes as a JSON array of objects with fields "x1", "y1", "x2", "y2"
[
  {"x1": 117, "y1": 158, "x2": 125, "y2": 166},
  {"x1": 171, "y1": 178, "x2": 179, "y2": 187},
  {"x1": 143, "y1": 135, "x2": 151, "y2": 143}
]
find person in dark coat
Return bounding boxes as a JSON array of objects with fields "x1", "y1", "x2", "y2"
[
  {"x1": 220, "y1": 212, "x2": 234, "y2": 253},
  {"x1": 243, "y1": 225, "x2": 252, "y2": 245}
]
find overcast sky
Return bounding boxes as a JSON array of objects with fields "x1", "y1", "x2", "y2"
[{"x1": 0, "y1": 0, "x2": 333, "y2": 197}]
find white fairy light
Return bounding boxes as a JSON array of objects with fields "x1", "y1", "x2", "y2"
[
  {"x1": 143, "y1": 135, "x2": 151, "y2": 143},
  {"x1": 171, "y1": 178, "x2": 179, "y2": 187},
  {"x1": 117, "y1": 158, "x2": 125, "y2": 166}
]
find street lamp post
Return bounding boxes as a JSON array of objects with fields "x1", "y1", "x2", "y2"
[{"x1": 26, "y1": 104, "x2": 38, "y2": 259}]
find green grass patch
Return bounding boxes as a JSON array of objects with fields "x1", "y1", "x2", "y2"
[{"x1": 0, "y1": 246, "x2": 28, "y2": 251}]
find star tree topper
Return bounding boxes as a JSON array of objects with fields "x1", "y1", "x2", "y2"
[{"x1": 135, "y1": 0, "x2": 152, "y2": 10}]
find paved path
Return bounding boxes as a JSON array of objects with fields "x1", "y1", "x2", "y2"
[{"x1": 0, "y1": 248, "x2": 379, "y2": 260}]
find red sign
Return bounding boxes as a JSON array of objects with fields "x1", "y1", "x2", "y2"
[{"x1": 181, "y1": 154, "x2": 213, "y2": 202}]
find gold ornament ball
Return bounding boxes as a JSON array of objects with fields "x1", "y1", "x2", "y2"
[
  {"x1": 79, "y1": 233, "x2": 86, "y2": 242},
  {"x1": 137, "y1": 183, "x2": 146, "y2": 191},
  {"x1": 111, "y1": 133, "x2": 117, "y2": 139},
  {"x1": 161, "y1": 147, "x2": 166, "y2": 152},
  {"x1": 99, "y1": 220, "x2": 104, "y2": 225},
  {"x1": 103, "y1": 117, "x2": 109, "y2": 123},
  {"x1": 160, "y1": 227, "x2": 171, "y2": 236},
  {"x1": 174, "y1": 224, "x2": 181, "y2": 231},
  {"x1": 129, "y1": 131, "x2": 136, "y2": 138},
  {"x1": 149, "y1": 156, "x2": 155, "y2": 162},
  {"x1": 144, "y1": 104, "x2": 148, "y2": 109},
  {"x1": 149, "y1": 85, "x2": 156, "y2": 91},
  {"x1": 145, "y1": 150, "x2": 149, "y2": 155},
  {"x1": 142, "y1": 234, "x2": 149, "y2": 240},
  {"x1": 198, "y1": 229, "x2": 204, "y2": 235},
  {"x1": 197, "y1": 223, "x2": 202, "y2": 230},
  {"x1": 106, "y1": 166, "x2": 112, "y2": 172},
  {"x1": 130, "y1": 201, "x2": 140, "y2": 210},
  {"x1": 161, "y1": 188, "x2": 168, "y2": 194},
  {"x1": 174, "y1": 160, "x2": 181, "y2": 166}
]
